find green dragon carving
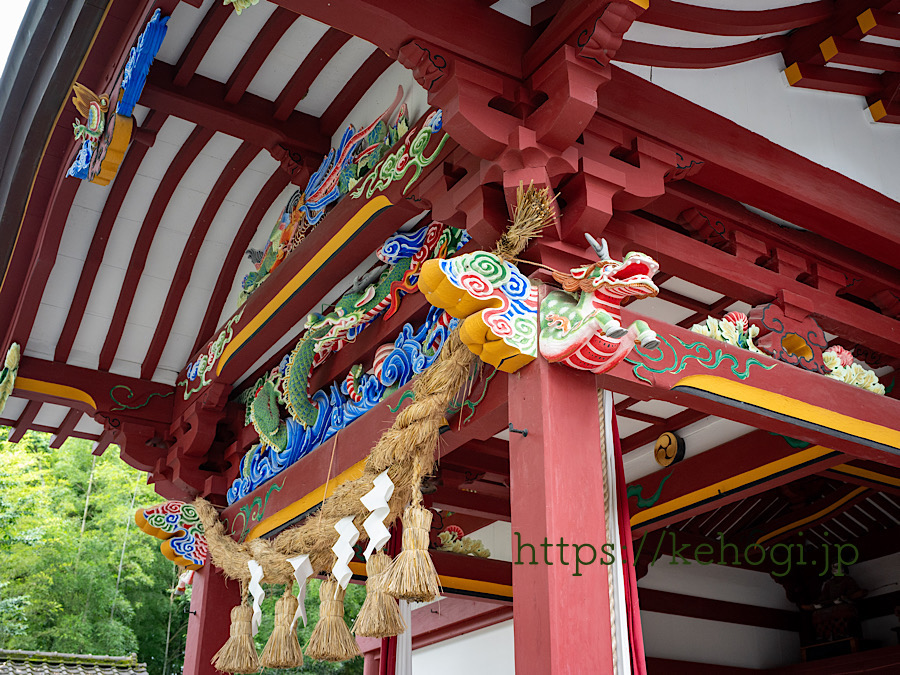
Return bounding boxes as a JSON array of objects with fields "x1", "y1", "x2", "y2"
[{"x1": 246, "y1": 224, "x2": 467, "y2": 449}]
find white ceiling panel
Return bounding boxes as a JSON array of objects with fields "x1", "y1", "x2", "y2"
[
  {"x1": 1, "y1": 397, "x2": 28, "y2": 421},
  {"x1": 196, "y1": 1, "x2": 276, "y2": 84},
  {"x1": 660, "y1": 276, "x2": 724, "y2": 306},
  {"x1": 74, "y1": 414, "x2": 105, "y2": 436},
  {"x1": 635, "y1": 296, "x2": 696, "y2": 325},
  {"x1": 624, "y1": 21, "x2": 787, "y2": 49},
  {"x1": 616, "y1": 416, "x2": 653, "y2": 438},
  {"x1": 245, "y1": 15, "x2": 331, "y2": 102},
  {"x1": 68, "y1": 311, "x2": 112, "y2": 370},
  {"x1": 155, "y1": 0, "x2": 215, "y2": 66},
  {"x1": 33, "y1": 403, "x2": 70, "y2": 428},
  {"x1": 628, "y1": 399, "x2": 688, "y2": 419},
  {"x1": 330, "y1": 60, "x2": 428, "y2": 148},
  {"x1": 296, "y1": 36, "x2": 377, "y2": 117}
]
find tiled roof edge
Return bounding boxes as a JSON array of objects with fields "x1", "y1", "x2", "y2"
[{"x1": 0, "y1": 651, "x2": 140, "y2": 668}]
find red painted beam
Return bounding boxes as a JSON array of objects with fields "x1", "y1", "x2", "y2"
[
  {"x1": 191, "y1": 169, "x2": 290, "y2": 356},
  {"x1": 173, "y1": 0, "x2": 232, "y2": 88},
  {"x1": 606, "y1": 213, "x2": 900, "y2": 359},
  {"x1": 141, "y1": 62, "x2": 330, "y2": 155},
  {"x1": 598, "y1": 65, "x2": 900, "y2": 268},
  {"x1": 859, "y1": 8, "x2": 900, "y2": 40},
  {"x1": 15, "y1": 355, "x2": 174, "y2": 425},
  {"x1": 738, "y1": 484, "x2": 871, "y2": 547},
  {"x1": 639, "y1": 0, "x2": 830, "y2": 36},
  {"x1": 7, "y1": 401, "x2": 41, "y2": 444},
  {"x1": 430, "y1": 485, "x2": 511, "y2": 521},
  {"x1": 0, "y1": 417, "x2": 100, "y2": 442},
  {"x1": 784, "y1": 61, "x2": 883, "y2": 97},
  {"x1": 225, "y1": 7, "x2": 298, "y2": 104},
  {"x1": 270, "y1": 0, "x2": 531, "y2": 79},
  {"x1": 639, "y1": 588, "x2": 798, "y2": 632},
  {"x1": 50, "y1": 409, "x2": 83, "y2": 449},
  {"x1": 616, "y1": 35, "x2": 787, "y2": 69},
  {"x1": 320, "y1": 48, "x2": 394, "y2": 136},
  {"x1": 273, "y1": 28, "x2": 350, "y2": 122},
  {"x1": 54, "y1": 111, "x2": 168, "y2": 363},
  {"x1": 820, "y1": 35, "x2": 900, "y2": 72},
  {"x1": 98, "y1": 126, "x2": 215, "y2": 372},
  {"x1": 628, "y1": 431, "x2": 850, "y2": 536},
  {"x1": 141, "y1": 142, "x2": 257, "y2": 380}
]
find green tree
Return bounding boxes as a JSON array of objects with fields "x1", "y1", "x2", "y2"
[
  {"x1": 0, "y1": 430, "x2": 185, "y2": 675},
  {"x1": 252, "y1": 579, "x2": 365, "y2": 675}
]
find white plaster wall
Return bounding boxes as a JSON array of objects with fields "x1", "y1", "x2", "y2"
[
  {"x1": 412, "y1": 620, "x2": 514, "y2": 674},
  {"x1": 615, "y1": 55, "x2": 900, "y2": 204}
]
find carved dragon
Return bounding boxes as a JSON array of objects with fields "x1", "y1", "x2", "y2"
[
  {"x1": 246, "y1": 224, "x2": 468, "y2": 451},
  {"x1": 240, "y1": 91, "x2": 408, "y2": 304},
  {"x1": 419, "y1": 234, "x2": 660, "y2": 373}
]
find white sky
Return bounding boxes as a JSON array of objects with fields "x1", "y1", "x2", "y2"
[{"x1": 0, "y1": 1, "x2": 30, "y2": 75}]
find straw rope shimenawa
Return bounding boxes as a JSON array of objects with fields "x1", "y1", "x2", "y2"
[
  {"x1": 258, "y1": 588, "x2": 304, "y2": 669},
  {"x1": 194, "y1": 183, "x2": 555, "y2": 660},
  {"x1": 353, "y1": 551, "x2": 406, "y2": 638},
  {"x1": 305, "y1": 579, "x2": 361, "y2": 662}
]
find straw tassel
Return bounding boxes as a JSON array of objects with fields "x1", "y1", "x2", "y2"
[
  {"x1": 306, "y1": 578, "x2": 361, "y2": 662},
  {"x1": 353, "y1": 551, "x2": 406, "y2": 638},
  {"x1": 211, "y1": 603, "x2": 260, "y2": 674},
  {"x1": 259, "y1": 587, "x2": 304, "y2": 669},
  {"x1": 382, "y1": 498, "x2": 440, "y2": 603}
]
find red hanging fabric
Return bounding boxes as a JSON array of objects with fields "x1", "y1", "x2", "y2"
[{"x1": 611, "y1": 406, "x2": 648, "y2": 675}]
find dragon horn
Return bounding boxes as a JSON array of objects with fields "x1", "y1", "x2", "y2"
[{"x1": 585, "y1": 233, "x2": 611, "y2": 261}]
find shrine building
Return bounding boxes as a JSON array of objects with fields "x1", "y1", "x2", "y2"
[{"x1": 2, "y1": 0, "x2": 900, "y2": 673}]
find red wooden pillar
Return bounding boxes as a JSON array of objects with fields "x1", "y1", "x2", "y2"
[
  {"x1": 508, "y1": 356, "x2": 615, "y2": 674},
  {"x1": 183, "y1": 564, "x2": 240, "y2": 675}
]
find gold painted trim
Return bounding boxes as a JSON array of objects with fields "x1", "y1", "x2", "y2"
[
  {"x1": 15, "y1": 377, "x2": 97, "y2": 410},
  {"x1": 217, "y1": 196, "x2": 393, "y2": 375},
  {"x1": 244, "y1": 458, "x2": 367, "y2": 540},
  {"x1": 630, "y1": 445, "x2": 835, "y2": 527},
  {"x1": 756, "y1": 487, "x2": 866, "y2": 545},
  {"x1": 348, "y1": 561, "x2": 513, "y2": 599},
  {"x1": 829, "y1": 463, "x2": 900, "y2": 489},
  {"x1": 674, "y1": 374, "x2": 900, "y2": 451}
]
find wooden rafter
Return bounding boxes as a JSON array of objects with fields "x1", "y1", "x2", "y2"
[
  {"x1": 54, "y1": 111, "x2": 168, "y2": 363},
  {"x1": 273, "y1": 28, "x2": 351, "y2": 122},
  {"x1": 98, "y1": 126, "x2": 216, "y2": 372},
  {"x1": 191, "y1": 170, "x2": 290, "y2": 355},
  {"x1": 225, "y1": 7, "x2": 298, "y2": 104},
  {"x1": 173, "y1": 0, "x2": 233, "y2": 87},
  {"x1": 141, "y1": 141, "x2": 258, "y2": 380}
]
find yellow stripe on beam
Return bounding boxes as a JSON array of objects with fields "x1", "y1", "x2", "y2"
[
  {"x1": 348, "y1": 561, "x2": 513, "y2": 599},
  {"x1": 756, "y1": 487, "x2": 866, "y2": 545},
  {"x1": 674, "y1": 374, "x2": 900, "y2": 452},
  {"x1": 244, "y1": 458, "x2": 367, "y2": 541},
  {"x1": 630, "y1": 445, "x2": 835, "y2": 528},
  {"x1": 829, "y1": 463, "x2": 900, "y2": 489},
  {"x1": 217, "y1": 196, "x2": 393, "y2": 375},
  {"x1": 14, "y1": 377, "x2": 97, "y2": 410}
]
